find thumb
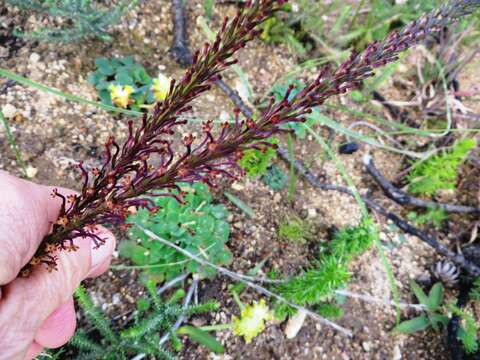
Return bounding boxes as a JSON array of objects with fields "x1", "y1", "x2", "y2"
[{"x1": 0, "y1": 228, "x2": 115, "y2": 360}]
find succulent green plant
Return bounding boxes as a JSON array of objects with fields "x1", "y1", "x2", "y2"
[
  {"x1": 261, "y1": 165, "x2": 288, "y2": 191},
  {"x1": 120, "y1": 183, "x2": 232, "y2": 282},
  {"x1": 87, "y1": 56, "x2": 155, "y2": 111}
]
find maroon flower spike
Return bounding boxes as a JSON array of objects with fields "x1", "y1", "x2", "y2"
[{"x1": 21, "y1": 0, "x2": 480, "y2": 276}]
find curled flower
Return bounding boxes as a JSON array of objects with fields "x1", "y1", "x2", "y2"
[
  {"x1": 232, "y1": 299, "x2": 273, "y2": 343},
  {"x1": 152, "y1": 73, "x2": 171, "y2": 101},
  {"x1": 108, "y1": 84, "x2": 134, "y2": 108}
]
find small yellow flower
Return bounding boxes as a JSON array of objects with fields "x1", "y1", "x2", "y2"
[
  {"x1": 108, "y1": 84, "x2": 134, "y2": 108},
  {"x1": 232, "y1": 299, "x2": 273, "y2": 343},
  {"x1": 152, "y1": 73, "x2": 171, "y2": 101}
]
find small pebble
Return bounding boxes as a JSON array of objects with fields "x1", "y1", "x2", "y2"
[
  {"x1": 2, "y1": 104, "x2": 17, "y2": 119},
  {"x1": 26, "y1": 166, "x2": 38, "y2": 178},
  {"x1": 231, "y1": 182, "x2": 245, "y2": 191},
  {"x1": 29, "y1": 52, "x2": 40, "y2": 63},
  {"x1": 362, "y1": 341, "x2": 371, "y2": 352}
]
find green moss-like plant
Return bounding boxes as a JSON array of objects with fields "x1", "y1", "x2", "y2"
[
  {"x1": 238, "y1": 139, "x2": 278, "y2": 177},
  {"x1": 278, "y1": 216, "x2": 312, "y2": 243},
  {"x1": 408, "y1": 138, "x2": 476, "y2": 196},
  {"x1": 452, "y1": 305, "x2": 479, "y2": 354}
]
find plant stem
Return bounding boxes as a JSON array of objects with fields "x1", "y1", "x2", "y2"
[
  {"x1": 287, "y1": 134, "x2": 297, "y2": 203},
  {"x1": 349, "y1": 0, "x2": 367, "y2": 29},
  {"x1": 0, "y1": 109, "x2": 27, "y2": 177},
  {"x1": 197, "y1": 324, "x2": 233, "y2": 332}
]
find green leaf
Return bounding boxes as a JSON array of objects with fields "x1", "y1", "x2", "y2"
[
  {"x1": 119, "y1": 56, "x2": 135, "y2": 66},
  {"x1": 119, "y1": 242, "x2": 148, "y2": 265},
  {"x1": 87, "y1": 72, "x2": 102, "y2": 85},
  {"x1": 96, "y1": 79, "x2": 111, "y2": 91},
  {"x1": 224, "y1": 192, "x2": 255, "y2": 218},
  {"x1": 177, "y1": 325, "x2": 225, "y2": 353},
  {"x1": 215, "y1": 248, "x2": 233, "y2": 265},
  {"x1": 132, "y1": 66, "x2": 151, "y2": 84},
  {"x1": 210, "y1": 204, "x2": 228, "y2": 219},
  {"x1": 350, "y1": 90, "x2": 365, "y2": 103},
  {"x1": 98, "y1": 89, "x2": 112, "y2": 105},
  {"x1": 426, "y1": 283, "x2": 444, "y2": 312},
  {"x1": 95, "y1": 58, "x2": 115, "y2": 76},
  {"x1": 410, "y1": 281, "x2": 428, "y2": 306},
  {"x1": 115, "y1": 71, "x2": 135, "y2": 86},
  {"x1": 429, "y1": 313, "x2": 449, "y2": 331},
  {"x1": 394, "y1": 315, "x2": 431, "y2": 334}
]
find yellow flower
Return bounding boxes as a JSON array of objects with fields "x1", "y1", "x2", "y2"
[
  {"x1": 232, "y1": 299, "x2": 273, "y2": 343},
  {"x1": 152, "y1": 73, "x2": 171, "y2": 101},
  {"x1": 109, "y1": 84, "x2": 134, "y2": 108}
]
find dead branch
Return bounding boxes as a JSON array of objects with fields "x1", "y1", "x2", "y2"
[{"x1": 363, "y1": 154, "x2": 480, "y2": 214}]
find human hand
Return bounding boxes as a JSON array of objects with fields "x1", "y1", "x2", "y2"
[{"x1": 0, "y1": 171, "x2": 116, "y2": 360}]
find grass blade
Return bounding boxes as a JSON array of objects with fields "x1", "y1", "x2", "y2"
[{"x1": 224, "y1": 191, "x2": 255, "y2": 218}]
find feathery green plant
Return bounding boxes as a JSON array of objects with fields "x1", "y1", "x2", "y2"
[
  {"x1": 450, "y1": 304, "x2": 479, "y2": 354},
  {"x1": 6, "y1": 0, "x2": 137, "y2": 43},
  {"x1": 70, "y1": 283, "x2": 219, "y2": 359},
  {"x1": 259, "y1": 4, "x2": 309, "y2": 56},
  {"x1": 469, "y1": 277, "x2": 480, "y2": 301},
  {"x1": 407, "y1": 138, "x2": 476, "y2": 195},
  {"x1": 315, "y1": 302, "x2": 344, "y2": 319},
  {"x1": 275, "y1": 217, "x2": 378, "y2": 318},
  {"x1": 407, "y1": 208, "x2": 448, "y2": 229}
]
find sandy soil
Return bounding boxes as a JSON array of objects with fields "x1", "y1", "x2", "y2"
[{"x1": 1, "y1": 1, "x2": 478, "y2": 359}]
